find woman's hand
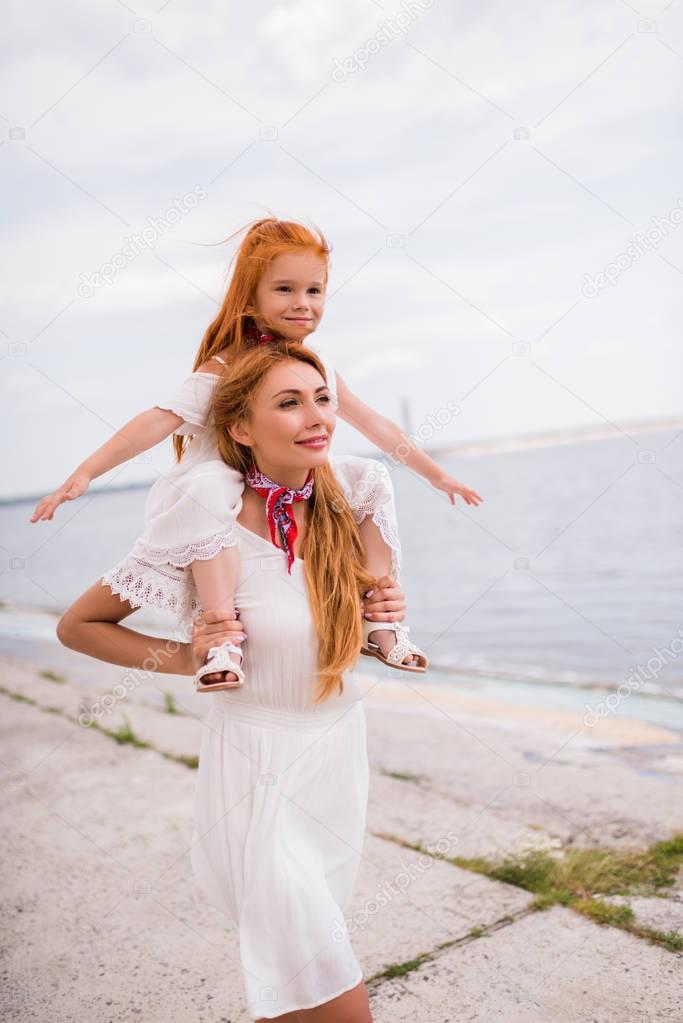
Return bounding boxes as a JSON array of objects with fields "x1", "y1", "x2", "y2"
[
  {"x1": 431, "y1": 471, "x2": 483, "y2": 508},
  {"x1": 190, "y1": 609, "x2": 247, "y2": 673},
  {"x1": 362, "y1": 575, "x2": 406, "y2": 624},
  {"x1": 30, "y1": 469, "x2": 93, "y2": 522}
]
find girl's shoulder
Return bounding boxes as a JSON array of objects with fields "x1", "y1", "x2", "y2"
[{"x1": 195, "y1": 351, "x2": 229, "y2": 376}]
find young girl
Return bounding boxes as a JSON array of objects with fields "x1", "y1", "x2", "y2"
[{"x1": 32, "y1": 218, "x2": 483, "y2": 691}]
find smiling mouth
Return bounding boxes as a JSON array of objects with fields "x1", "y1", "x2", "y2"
[{"x1": 295, "y1": 436, "x2": 328, "y2": 446}]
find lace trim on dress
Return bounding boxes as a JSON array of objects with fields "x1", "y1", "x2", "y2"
[
  {"x1": 351, "y1": 503, "x2": 401, "y2": 582},
  {"x1": 338, "y1": 461, "x2": 402, "y2": 582},
  {"x1": 130, "y1": 525, "x2": 238, "y2": 569},
  {"x1": 100, "y1": 526, "x2": 238, "y2": 629},
  {"x1": 101, "y1": 558, "x2": 203, "y2": 630}
]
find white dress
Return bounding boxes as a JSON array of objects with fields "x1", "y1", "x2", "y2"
[
  {"x1": 101, "y1": 346, "x2": 402, "y2": 635},
  {"x1": 190, "y1": 521, "x2": 369, "y2": 1019}
]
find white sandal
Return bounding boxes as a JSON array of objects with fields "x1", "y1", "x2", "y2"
[
  {"x1": 194, "y1": 640, "x2": 245, "y2": 693},
  {"x1": 360, "y1": 619, "x2": 428, "y2": 674}
]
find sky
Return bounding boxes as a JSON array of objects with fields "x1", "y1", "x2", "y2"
[{"x1": 2, "y1": 0, "x2": 683, "y2": 500}]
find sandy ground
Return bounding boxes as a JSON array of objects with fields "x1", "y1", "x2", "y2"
[{"x1": 1, "y1": 641, "x2": 682, "y2": 1022}]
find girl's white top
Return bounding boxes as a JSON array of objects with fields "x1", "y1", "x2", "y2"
[{"x1": 101, "y1": 343, "x2": 401, "y2": 630}]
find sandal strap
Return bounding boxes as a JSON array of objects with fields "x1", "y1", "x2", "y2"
[
  {"x1": 384, "y1": 621, "x2": 418, "y2": 666},
  {"x1": 363, "y1": 619, "x2": 426, "y2": 667},
  {"x1": 195, "y1": 640, "x2": 245, "y2": 685}
]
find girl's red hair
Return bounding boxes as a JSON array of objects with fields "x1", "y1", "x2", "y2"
[{"x1": 173, "y1": 217, "x2": 331, "y2": 463}]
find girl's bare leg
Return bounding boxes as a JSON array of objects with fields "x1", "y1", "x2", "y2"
[
  {"x1": 357, "y1": 515, "x2": 419, "y2": 667},
  {"x1": 190, "y1": 545, "x2": 241, "y2": 683},
  {"x1": 255, "y1": 979, "x2": 372, "y2": 1022}
]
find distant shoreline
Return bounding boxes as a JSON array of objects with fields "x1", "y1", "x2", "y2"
[
  {"x1": 1, "y1": 601, "x2": 681, "y2": 708},
  {"x1": 429, "y1": 415, "x2": 683, "y2": 461},
  {"x1": 3, "y1": 415, "x2": 681, "y2": 506}
]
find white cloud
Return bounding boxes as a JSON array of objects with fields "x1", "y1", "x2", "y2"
[{"x1": 1, "y1": 0, "x2": 682, "y2": 498}]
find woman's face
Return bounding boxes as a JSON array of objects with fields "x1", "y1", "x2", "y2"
[
  {"x1": 253, "y1": 250, "x2": 327, "y2": 342},
  {"x1": 230, "y1": 359, "x2": 336, "y2": 487}
]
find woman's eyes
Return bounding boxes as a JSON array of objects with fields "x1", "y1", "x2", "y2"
[{"x1": 279, "y1": 395, "x2": 332, "y2": 409}]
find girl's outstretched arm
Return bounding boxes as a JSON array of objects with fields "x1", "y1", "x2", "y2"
[
  {"x1": 31, "y1": 356, "x2": 225, "y2": 523},
  {"x1": 334, "y1": 373, "x2": 484, "y2": 508},
  {"x1": 30, "y1": 406, "x2": 183, "y2": 522}
]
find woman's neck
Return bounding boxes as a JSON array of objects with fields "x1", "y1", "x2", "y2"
[
  {"x1": 238, "y1": 487, "x2": 309, "y2": 553},
  {"x1": 251, "y1": 460, "x2": 311, "y2": 491}
]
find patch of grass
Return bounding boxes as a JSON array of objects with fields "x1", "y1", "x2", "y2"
[
  {"x1": 91, "y1": 719, "x2": 199, "y2": 769},
  {"x1": 529, "y1": 887, "x2": 573, "y2": 910},
  {"x1": 378, "y1": 954, "x2": 431, "y2": 979},
  {"x1": 385, "y1": 830, "x2": 683, "y2": 952},
  {"x1": 163, "y1": 691, "x2": 178, "y2": 714},
  {"x1": 4, "y1": 688, "x2": 37, "y2": 705},
  {"x1": 39, "y1": 669, "x2": 66, "y2": 684},
  {"x1": 453, "y1": 835, "x2": 683, "y2": 903},
  {"x1": 644, "y1": 928, "x2": 683, "y2": 953},
  {"x1": 451, "y1": 835, "x2": 683, "y2": 952},
  {"x1": 169, "y1": 752, "x2": 199, "y2": 770},
  {"x1": 0, "y1": 685, "x2": 200, "y2": 771},
  {"x1": 643, "y1": 834, "x2": 683, "y2": 889},
  {"x1": 467, "y1": 926, "x2": 486, "y2": 938},
  {"x1": 93, "y1": 714, "x2": 152, "y2": 750},
  {"x1": 91, "y1": 717, "x2": 198, "y2": 769},
  {"x1": 380, "y1": 767, "x2": 426, "y2": 784},
  {"x1": 574, "y1": 897, "x2": 635, "y2": 928}
]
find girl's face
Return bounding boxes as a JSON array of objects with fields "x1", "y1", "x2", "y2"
[
  {"x1": 230, "y1": 359, "x2": 336, "y2": 487},
  {"x1": 253, "y1": 250, "x2": 327, "y2": 342}
]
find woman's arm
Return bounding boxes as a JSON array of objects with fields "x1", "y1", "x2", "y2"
[
  {"x1": 56, "y1": 579, "x2": 247, "y2": 676},
  {"x1": 56, "y1": 579, "x2": 194, "y2": 674},
  {"x1": 31, "y1": 407, "x2": 184, "y2": 522},
  {"x1": 334, "y1": 373, "x2": 483, "y2": 507}
]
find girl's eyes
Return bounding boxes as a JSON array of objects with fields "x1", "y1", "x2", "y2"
[
  {"x1": 279, "y1": 395, "x2": 332, "y2": 409},
  {"x1": 276, "y1": 286, "x2": 321, "y2": 293}
]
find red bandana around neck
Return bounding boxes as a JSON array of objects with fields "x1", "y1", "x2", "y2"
[
  {"x1": 244, "y1": 464, "x2": 314, "y2": 573},
  {"x1": 245, "y1": 321, "x2": 276, "y2": 347}
]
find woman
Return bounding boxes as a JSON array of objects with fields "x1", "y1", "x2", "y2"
[{"x1": 57, "y1": 341, "x2": 411, "y2": 1022}]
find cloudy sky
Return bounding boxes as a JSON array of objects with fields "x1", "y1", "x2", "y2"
[{"x1": 2, "y1": 0, "x2": 682, "y2": 500}]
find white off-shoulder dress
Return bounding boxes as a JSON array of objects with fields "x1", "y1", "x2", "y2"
[
  {"x1": 191, "y1": 522, "x2": 369, "y2": 1019},
  {"x1": 101, "y1": 346, "x2": 402, "y2": 635}
]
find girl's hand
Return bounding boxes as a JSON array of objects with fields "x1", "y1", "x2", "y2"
[
  {"x1": 362, "y1": 575, "x2": 407, "y2": 624},
  {"x1": 30, "y1": 470, "x2": 93, "y2": 522},
  {"x1": 431, "y1": 472, "x2": 484, "y2": 508},
  {"x1": 191, "y1": 609, "x2": 247, "y2": 673}
]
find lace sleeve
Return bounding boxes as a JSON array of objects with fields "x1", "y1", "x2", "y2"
[
  {"x1": 155, "y1": 372, "x2": 218, "y2": 436},
  {"x1": 329, "y1": 455, "x2": 402, "y2": 582}
]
